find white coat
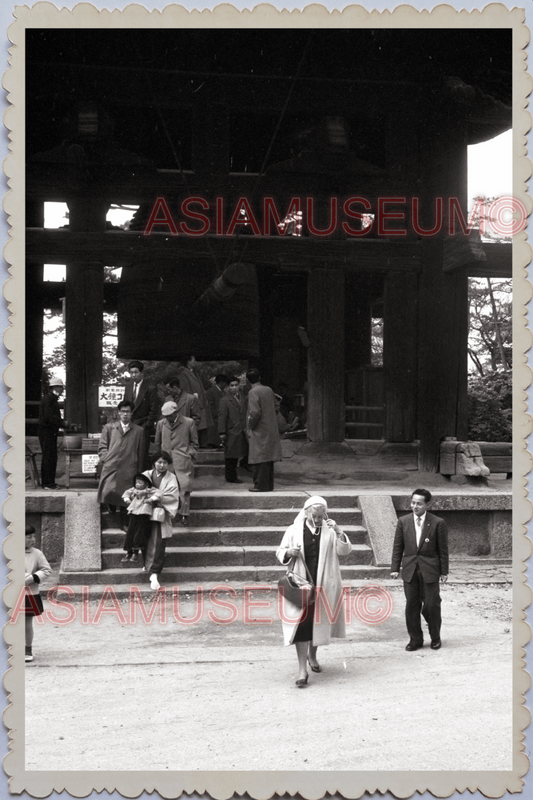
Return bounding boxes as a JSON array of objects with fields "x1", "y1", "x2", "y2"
[{"x1": 276, "y1": 520, "x2": 352, "y2": 646}]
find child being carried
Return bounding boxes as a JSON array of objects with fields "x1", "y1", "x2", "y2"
[{"x1": 121, "y1": 473, "x2": 154, "y2": 565}]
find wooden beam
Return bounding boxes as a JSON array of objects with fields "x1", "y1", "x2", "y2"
[
  {"x1": 26, "y1": 228, "x2": 421, "y2": 271},
  {"x1": 468, "y1": 242, "x2": 512, "y2": 278}
]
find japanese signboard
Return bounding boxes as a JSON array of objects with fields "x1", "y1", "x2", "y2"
[{"x1": 98, "y1": 385, "x2": 125, "y2": 407}]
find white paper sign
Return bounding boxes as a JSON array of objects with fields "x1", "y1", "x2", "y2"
[
  {"x1": 98, "y1": 385, "x2": 125, "y2": 407},
  {"x1": 82, "y1": 454, "x2": 100, "y2": 474}
]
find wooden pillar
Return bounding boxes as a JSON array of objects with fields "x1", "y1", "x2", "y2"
[
  {"x1": 25, "y1": 203, "x2": 45, "y2": 410},
  {"x1": 416, "y1": 104, "x2": 469, "y2": 471},
  {"x1": 65, "y1": 198, "x2": 107, "y2": 433},
  {"x1": 65, "y1": 261, "x2": 104, "y2": 433},
  {"x1": 25, "y1": 262, "x2": 44, "y2": 402},
  {"x1": 307, "y1": 267, "x2": 345, "y2": 442},
  {"x1": 383, "y1": 271, "x2": 417, "y2": 442}
]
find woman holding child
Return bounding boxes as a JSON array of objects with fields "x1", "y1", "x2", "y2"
[{"x1": 139, "y1": 450, "x2": 180, "y2": 592}]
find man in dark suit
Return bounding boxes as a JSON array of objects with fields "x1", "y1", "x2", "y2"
[
  {"x1": 391, "y1": 488, "x2": 449, "y2": 651},
  {"x1": 218, "y1": 376, "x2": 249, "y2": 483},
  {"x1": 38, "y1": 377, "x2": 67, "y2": 489},
  {"x1": 123, "y1": 360, "x2": 159, "y2": 470}
]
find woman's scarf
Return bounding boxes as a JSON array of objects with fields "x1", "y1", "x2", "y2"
[{"x1": 293, "y1": 495, "x2": 328, "y2": 525}]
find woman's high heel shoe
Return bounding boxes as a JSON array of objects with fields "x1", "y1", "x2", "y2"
[
  {"x1": 308, "y1": 658, "x2": 322, "y2": 673},
  {"x1": 295, "y1": 674, "x2": 309, "y2": 687}
]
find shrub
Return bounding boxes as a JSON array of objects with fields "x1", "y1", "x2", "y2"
[{"x1": 467, "y1": 371, "x2": 512, "y2": 442}]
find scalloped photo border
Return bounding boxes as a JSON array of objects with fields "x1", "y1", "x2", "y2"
[{"x1": 2, "y1": 2, "x2": 532, "y2": 797}]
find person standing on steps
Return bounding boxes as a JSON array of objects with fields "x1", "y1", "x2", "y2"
[
  {"x1": 218, "y1": 376, "x2": 249, "y2": 484},
  {"x1": 391, "y1": 488, "x2": 449, "y2": 651},
  {"x1": 97, "y1": 400, "x2": 145, "y2": 531},
  {"x1": 155, "y1": 401, "x2": 198, "y2": 526},
  {"x1": 123, "y1": 360, "x2": 160, "y2": 470},
  {"x1": 206, "y1": 374, "x2": 229, "y2": 447},
  {"x1": 246, "y1": 368, "x2": 282, "y2": 493},
  {"x1": 175, "y1": 354, "x2": 213, "y2": 449},
  {"x1": 276, "y1": 496, "x2": 352, "y2": 687},
  {"x1": 161, "y1": 373, "x2": 201, "y2": 430},
  {"x1": 38, "y1": 377, "x2": 68, "y2": 489}
]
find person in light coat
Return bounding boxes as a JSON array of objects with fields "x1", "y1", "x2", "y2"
[
  {"x1": 155, "y1": 401, "x2": 198, "y2": 525},
  {"x1": 97, "y1": 400, "x2": 145, "y2": 530},
  {"x1": 276, "y1": 495, "x2": 352, "y2": 686},
  {"x1": 246, "y1": 368, "x2": 282, "y2": 492}
]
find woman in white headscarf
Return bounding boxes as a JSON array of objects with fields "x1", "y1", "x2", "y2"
[{"x1": 276, "y1": 495, "x2": 352, "y2": 686}]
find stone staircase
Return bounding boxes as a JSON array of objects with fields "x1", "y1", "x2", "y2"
[{"x1": 59, "y1": 490, "x2": 391, "y2": 589}]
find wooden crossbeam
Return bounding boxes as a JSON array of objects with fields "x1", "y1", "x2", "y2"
[{"x1": 25, "y1": 228, "x2": 422, "y2": 271}]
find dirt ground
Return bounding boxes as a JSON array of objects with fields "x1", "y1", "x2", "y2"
[{"x1": 22, "y1": 582, "x2": 514, "y2": 773}]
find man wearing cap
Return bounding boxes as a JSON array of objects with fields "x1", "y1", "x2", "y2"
[
  {"x1": 155, "y1": 401, "x2": 198, "y2": 525},
  {"x1": 38, "y1": 377, "x2": 68, "y2": 489}
]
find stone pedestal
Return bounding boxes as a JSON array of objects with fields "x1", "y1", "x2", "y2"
[
  {"x1": 63, "y1": 492, "x2": 101, "y2": 572},
  {"x1": 359, "y1": 495, "x2": 398, "y2": 566}
]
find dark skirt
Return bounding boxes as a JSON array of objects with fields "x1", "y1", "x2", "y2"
[
  {"x1": 123, "y1": 514, "x2": 152, "y2": 551},
  {"x1": 293, "y1": 523, "x2": 321, "y2": 643},
  {"x1": 292, "y1": 591, "x2": 316, "y2": 642},
  {"x1": 24, "y1": 592, "x2": 44, "y2": 617}
]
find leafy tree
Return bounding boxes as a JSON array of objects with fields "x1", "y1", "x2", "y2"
[{"x1": 467, "y1": 371, "x2": 512, "y2": 442}]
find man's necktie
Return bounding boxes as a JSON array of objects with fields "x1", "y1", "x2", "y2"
[{"x1": 416, "y1": 517, "x2": 422, "y2": 546}]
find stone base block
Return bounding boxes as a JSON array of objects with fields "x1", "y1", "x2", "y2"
[{"x1": 63, "y1": 492, "x2": 101, "y2": 572}]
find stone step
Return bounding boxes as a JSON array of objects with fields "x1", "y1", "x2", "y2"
[
  {"x1": 194, "y1": 464, "x2": 225, "y2": 476},
  {"x1": 194, "y1": 450, "x2": 225, "y2": 463},
  {"x1": 58, "y1": 563, "x2": 392, "y2": 585},
  {"x1": 102, "y1": 506, "x2": 362, "y2": 529},
  {"x1": 102, "y1": 524, "x2": 369, "y2": 548},
  {"x1": 189, "y1": 507, "x2": 362, "y2": 527},
  {"x1": 190, "y1": 491, "x2": 362, "y2": 510},
  {"x1": 101, "y1": 543, "x2": 374, "y2": 569}
]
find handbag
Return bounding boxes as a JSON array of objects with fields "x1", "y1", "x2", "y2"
[
  {"x1": 151, "y1": 505, "x2": 165, "y2": 522},
  {"x1": 278, "y1": 552, "x2": 314, "y2": 609}
]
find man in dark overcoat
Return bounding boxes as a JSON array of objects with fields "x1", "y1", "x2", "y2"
[
  {"x1": 97, "y1": 400, "x2": 145, "y2": 529},
  {"x1": 218, "y1": 376, "x2": 249, "y2": 483},
  {"x1": 38, "y1": 377, "x2": 67, "y2": 489},
  {"x1": 206, "y1": 374, "x2": 229, "y2": 447},
  {"x1": 246, "y1": 369, "x2": 282, "y2": 492},
  {"x1": 176, "y1": 354, "x2": 213, "y2": 448},
  {"x1": 162, "y1": 373, "x2": 201, "y2": 429},
  {"x1": 391, "y1": 488, "x2": 449, "y2": 651},
  {"x1": 123, "y1": 360, "x2": 159, "y2": 469}
]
